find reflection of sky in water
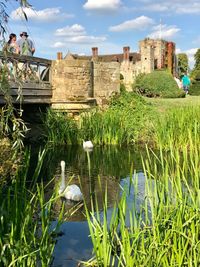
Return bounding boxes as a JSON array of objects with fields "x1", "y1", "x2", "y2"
[
  {"x1": 52, "y1": 221, "x2": 92, "y2": 267},
  {"x1": 30, "y1": 145, "x2": 147, "y2": 267}
]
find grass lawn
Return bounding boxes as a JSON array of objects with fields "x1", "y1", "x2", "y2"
[{"x1": 144, "y1": 95, "x2": 200, "y2": 113}]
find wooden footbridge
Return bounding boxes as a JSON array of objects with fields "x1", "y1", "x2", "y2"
[{"x1": 0, "y1": 52, "x2": 52, "y2": 104}]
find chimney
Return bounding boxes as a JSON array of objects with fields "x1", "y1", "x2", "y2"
[
  {"x1": 123, "y1": 46, "x2": 130, "y2": 61},
  {"x1": 92, "y1": 47, "x2": 98, "y2": 58},
  {"x1": 57, "y1": 52, "x2": 63, "y2": 60}
]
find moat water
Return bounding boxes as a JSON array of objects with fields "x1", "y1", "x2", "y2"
[{"x1": 30, "y1": 145, "x2": 147, "y2": 267}]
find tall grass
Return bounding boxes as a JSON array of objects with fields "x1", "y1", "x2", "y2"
[
  {"x1": 79, "y1": 109, "x2": 130, "y2": 145},
  {"x1": 43, "y1": 109, "x2": 78, "y2": 145},
  {"x1": 84, "y1": 139, "x2": 200, "y2": 266},
  {"x1": 79, "y1": 92, "x2": 154, "y2": 145},
  {"x1": 0, "y1": 149, "x2": 62, "y2": 266},
  {"x1": 44, "y1": 92, "x2": 154, "y2": 146},
  {"x1": 154, "y1": 105, "x2": 200, "y2": 149}
]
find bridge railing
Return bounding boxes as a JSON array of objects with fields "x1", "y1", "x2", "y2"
[
  {"x1": 0, "y1": 52, "x2": 53, "y2": 104},
  {"x1": 0, "y1": 51, "x2": 52, "y2": 83}
]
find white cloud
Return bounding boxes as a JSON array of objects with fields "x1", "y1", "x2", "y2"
[
  {"x1": 55, "y1": 24, "x2": 86, "y2": 37},
  {"x1": 67, "y1": 35, "x2": 106, "y2": 44},
  {"x1": 135, "y1": 0, "x2": 200, "y2": 14},
  {"x1": 109, "y1": 16, "x2": 154, "y2": 32},
  {"x1": 83, "y1": 0, "x2": 122, "y2": 11},
  {"x1": 54, "y1": 24, "x2": 106, "y2": 46},
  {"x1": 148, "y1": 24, "x2": 180, "y2": 39},
  {"x1": 142, "y1": 4, "x2": 169, "y2": 12},
  {"x1": 10, "y1": 7, "x2": 74, "y2": 22},
  {"x1": 52, "y1": 35, "x2": 106, "y2": 46},
  {"x1": 176, "y1": 3, "x2": 200, "y2": 14},
  {"x1": 52, "y1": 42, "x2": 66, "y2": 48}
]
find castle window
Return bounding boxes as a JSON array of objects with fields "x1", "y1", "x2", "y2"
[{"x1": 145, "y1": 57, "x2": 147, "y2": 60}]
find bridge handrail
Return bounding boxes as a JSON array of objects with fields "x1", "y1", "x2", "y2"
[
  {"x1": 0, "y1": 51, "x2": 52, "y2": 83},
  {"x1": 0, "y1": 51, "x2": 52, "y2": 66}
]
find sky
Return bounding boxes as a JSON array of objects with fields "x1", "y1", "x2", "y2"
[{"x1": 4, "y1": 0, "x2": 200, "y2": 67}]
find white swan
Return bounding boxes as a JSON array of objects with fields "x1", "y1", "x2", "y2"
[
  {"x1": 83, "y1": 140, "x2": 93, "y2": 150},
  {"x1": 59, "y1": 160, "x2": 83, "y2": 201}
]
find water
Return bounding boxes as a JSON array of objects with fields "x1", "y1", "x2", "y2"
[{"x1": 30, "y1": 145, "x2": 146, "y2": 267}]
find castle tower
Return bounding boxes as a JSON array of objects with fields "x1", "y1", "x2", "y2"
[
  {"x1": 166, "y1": 42, "x2": 176, "y2": 74},
  {"x1": 139, "y1": 39, "x2": 154, "y2": 73}
]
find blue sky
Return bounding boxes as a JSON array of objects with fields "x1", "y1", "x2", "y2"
[{"x1": 5, "y1": 0, "x2": 200, "y2": 67}]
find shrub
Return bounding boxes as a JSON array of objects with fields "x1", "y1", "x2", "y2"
[
  {"x1": 133, "y1": 70, "x2": 185, "y2": 98},
  {"x1": 189, "y1": 69, "x2": 200, "y2": 95},
  {"x1": 189, "y1": 80, "x2": 200, "y2": 95}
]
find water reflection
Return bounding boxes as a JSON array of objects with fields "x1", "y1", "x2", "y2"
[{"x1": 30, "y1": 145, "x2": 146, "y2": 266}]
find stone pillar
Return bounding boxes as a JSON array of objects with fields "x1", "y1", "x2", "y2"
[
  {"x1": 57, "y1": 52, "x2": 63, "y2": 60},
  {"x1": 123, "y1": 46, "x2": 130, "y2": 61},
  {"x1": 92, "y1": 47, "x2": 98, "y2": 59}
]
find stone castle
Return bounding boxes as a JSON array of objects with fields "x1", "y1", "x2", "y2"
[{"x1": 51, "y1": 38, "x2": 176, "y2": 110}]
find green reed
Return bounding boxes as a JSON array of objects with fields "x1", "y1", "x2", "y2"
[
  {"x1": 79, "y1": 109, "x2": 131, "y2": 145},
  {"x1": 154, "y1": 105, "x2": 200, "y2": 149},
  {"x1": 0, "y1": 149, "x2": 62, "y2": 267},
  {"x1": 43, "y1": 92, "x2": 154, "y2": 146},
  {"x1": 84, "y1": 139, "x2": 200, "y2": 266},
  {"x1": 43, "y1": 109, "x2": 78, "y2": 145}
]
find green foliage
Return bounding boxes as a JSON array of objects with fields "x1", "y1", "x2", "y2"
[
  {"x1": 0, "y1": 149, "x2": 62, "y2": 266},
  {"x1": 177, "y1": 53, "x2": 189, "y2": 75},
  {"x1": 44, "y1": 92, "x2": 155, "y2": 146},
  {"x1": 120, "y1": 82, "x2": 126, "y2": 92},
  {"x1": 191, "y1": 51, "x2": 200, "y2": 81},
  {"x1": 79, "y1": 92, "x2": 155, "y2": 145},
  {"x1": 153, "y1": 105, "x2": 200, "y2": 149},
  {"x1": 133, "y1": 70, "x2": 185, "y2": 98},
  {"x1": 84, "y1": 143, "x2": 200, "y2": 266},
  {"x1": 189, "y1": 80, "x2": 200, "y2": 95},
  {"x1": 43, "y1": 109, "x2": 78, "y2": 145},
  {"x1": 0, "y1": 65, "x2": 28, "y2": 151},
  {"x1": 194, "y1": 48, "x2": 200, "y2": 70}
]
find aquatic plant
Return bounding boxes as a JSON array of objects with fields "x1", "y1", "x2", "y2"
[
  {"x1": 79, "y1": 92, "x2": 154, "y2": 145},
  {"x1": 43, "y1": 92, "x2": 154, "y2": 146},
  {"x1": 43, "y1": 109, "x2": 78, "y2": 145},
  {"x1": 0, "y1": 149, "x2": 63, "y2": 266},
  {"x1": 83, "y1": 143, "x2": 200, "y2": 266}
]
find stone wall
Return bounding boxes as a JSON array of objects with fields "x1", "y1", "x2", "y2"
[
  {"x1": 51, "y1": 58, "x2": 120, "y2": 107},
  {"x1": 93, "y1": 61, "x2": 120, "y2": 104},
  {"x1": 51, "y1": 59, "x2": 92, "y2": 102},
  {"x1": 120, "y1": 61, "x2": 142, "y2": 91}
]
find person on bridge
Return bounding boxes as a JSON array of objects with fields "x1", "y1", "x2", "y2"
[
  {"x1": 17, "y1": 32, "x2": 35, "y2": 56},
  {"x1": 3, "y1": 33, "x2": 19, "y2": 54}
]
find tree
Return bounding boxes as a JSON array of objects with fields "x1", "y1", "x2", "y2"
[
  {"x1": 0, "y1": 1, "x2": 31, "y2": 36},
  {"x1": 0, "y1": 0, "x2": 31, "y2": 151},
  {"x1": 177, "y1": 53, "x2": 189, "y2": 76},
  {"x1": 194, "y1": 49, "x2": 200, "y2": 70}
]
